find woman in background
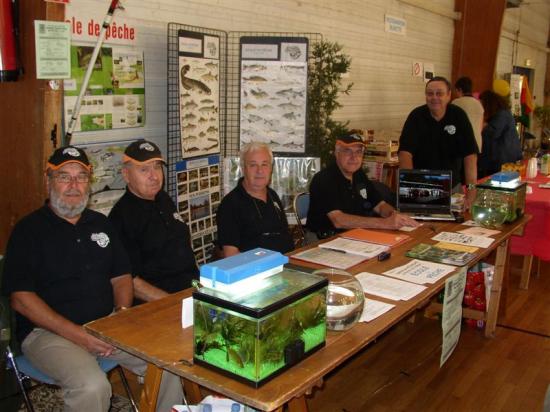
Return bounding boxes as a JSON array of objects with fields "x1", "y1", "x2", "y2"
[{"x1": 478, "y1": 90, "x2": 523, "y2": 178}]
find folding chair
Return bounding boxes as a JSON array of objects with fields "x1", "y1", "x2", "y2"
[{"x1": 293, "y1": 192, "x2": 310, "y2": 247}]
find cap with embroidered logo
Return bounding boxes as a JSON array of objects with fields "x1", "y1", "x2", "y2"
[
  {"x1": 336, "y1": 133, "x2": 365, "y2": 147},
  {"x1": 47, "y1": 146, "x2": 91, "y2": 171},
  {"x1": 123, "y1": 139, "x2": 165, "y2": 164}
]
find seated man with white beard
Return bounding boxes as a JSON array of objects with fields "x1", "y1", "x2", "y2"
[{"x1": 2, "y1": 146, "x2": 183, "y2": 411}]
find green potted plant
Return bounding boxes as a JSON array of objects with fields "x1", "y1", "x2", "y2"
[{"x1": 306, "y1": 41, "x2": 353, "y2": 167}]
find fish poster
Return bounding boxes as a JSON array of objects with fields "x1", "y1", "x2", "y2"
[
  {"x1": 64, "y1": 45, "x2": 145, "y2": 132},
  {"x1": 77, "y1": 141, "x2": 128, "y2": 216},
  {"x1": 239, "y1": 37, "x2": 308, "y2": 153},
  {"x1": 178, "y1": 31, "x2": 221, "y2": 159},
  {"x1": 175, "y1": 154, "x2": 220, "y2": 264}
]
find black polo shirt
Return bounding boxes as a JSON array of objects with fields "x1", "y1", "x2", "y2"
[
  {"x1": 108, "y1": 189, "x2": 198, "y2": 295},
  {"x1": 399, "y1": 104, "x2": 478, "y2": 187},
  {"x1": 216, "y1": 178, "x2": 294, "y2": 254},
  {"x1": 307, "y1": 162, "x2": 384, "y2": 235},
  {"x1": 2, "y1": 205, "x2": 131, "y2": 342}
]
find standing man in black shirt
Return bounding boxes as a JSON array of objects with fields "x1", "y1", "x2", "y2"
[
  {"x1": 2, "y1": 146, "x2": 183, "y2": 411},
  {"x1": 307, "y1": 134, "x2": 418, "y2": 238},
  {"x1": 109, "y1": 139, "x2": 198, "y2": 303},
  {"x1": 399, "y1": 76, "x2": 479, "y2": 209}
]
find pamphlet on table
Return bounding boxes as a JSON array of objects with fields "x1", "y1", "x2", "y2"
[
  {"x1": 356, "y1": 272, "x2": 427, "y2": 301},
  {"x1": 383, "y1": 259, "x2": 455, "y2": 284}
]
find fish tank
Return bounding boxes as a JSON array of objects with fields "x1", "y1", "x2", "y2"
[
  {"x1": 475, "y1": 177, "x2": 526, "y2": 224},
  {"x1": 193, "y1": 268, "x2": 328, "y2": 387}
]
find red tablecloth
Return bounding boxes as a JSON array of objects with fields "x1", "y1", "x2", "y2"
[{"x1": 510, "y1": 173, "x2": 550, "y2": 260}]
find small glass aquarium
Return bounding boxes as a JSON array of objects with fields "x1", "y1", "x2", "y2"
[
  {"x1": 193, "y1": 268, "x2": 328, "y2": 387},
  {"x1": 475, "y1": 176, "x2": 526, "y2": 225}
]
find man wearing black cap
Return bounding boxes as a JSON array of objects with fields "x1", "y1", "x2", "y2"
[
  {"x1": 109, "y1": 139, "x2": 198, "y2": 303},
  {"x1": 307, "y1": 134, "x2": 419, "y2": 237},
  {"x1": 2, "y1": 146, "x2": 183, "y2": 411}
]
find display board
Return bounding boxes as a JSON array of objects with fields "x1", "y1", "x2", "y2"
[
  {"x1": 64, "y1": 44, "x2": 145, "y2": 132},
  {"x1": 175, "y1": 155, "x2": 221, "y2": 264},
  {"x1": 239, "y1": 37, "x2": 308, "y2": 153}
]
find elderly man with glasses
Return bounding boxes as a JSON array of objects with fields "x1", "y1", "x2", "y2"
[
  {"x1": 307, "y1": 134, "x2": 418, "y2": 238},
  {"x1": 2, "y1": 146, "x2": 183, "y2": 411},
  {"x1": 398, "y1": 76, "x2": 479, "y2": 209}
]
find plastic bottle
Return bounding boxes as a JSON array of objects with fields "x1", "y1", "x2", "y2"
[{"x1": 541, "y1": 153, "x2": 550, "y2": 175}]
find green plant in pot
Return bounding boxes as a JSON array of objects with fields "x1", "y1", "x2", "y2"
[{"x1": 307, "y1": 41, "x2": 353, "y2": 167}]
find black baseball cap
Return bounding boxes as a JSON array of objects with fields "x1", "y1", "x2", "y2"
[
  {"x1": 123, "y1": 139, "x2": 165, "y2": 164},
  {"x1": 47, "y1": 146, "x2": 91, "y2": 171},
  {"x1": 336, "y1": 133, "x2": 365, "y2": 147}
]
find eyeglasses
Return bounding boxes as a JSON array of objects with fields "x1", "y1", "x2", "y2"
[
  {"x1": 425, "y1": 90, "x2": 448, "y2": 98},
  {"x1": 337, "y1": 147, "x2": 365, "y2": 157},
  {"x1": 52, "y1": 173, "x2": 90, "y2": 183}
]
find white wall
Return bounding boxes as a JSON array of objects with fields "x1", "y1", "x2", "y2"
[{"x1": 66, "y1": 0, "x2": 458, "y2": 152}]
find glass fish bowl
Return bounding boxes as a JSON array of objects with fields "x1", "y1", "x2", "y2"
[
  {"x1": 312, "y1": 268, "x2": 364, "y2": 331},
  {"x1": 471, "y1": 189, "x2": 509, "y2": 229}
]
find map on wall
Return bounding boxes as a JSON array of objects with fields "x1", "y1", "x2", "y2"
[
  {"x1": 178, "y1": 30, "x2": 221, "y2": 159},
  {"x1": 239, "y1": 37, "x2": 308, "y2": 153},
  {"x1": 175, "y1": 154, "x2": 220, "y2": 264},
  {"x1": 64, "y1": 45, "x2": 145, "y2": 132}
]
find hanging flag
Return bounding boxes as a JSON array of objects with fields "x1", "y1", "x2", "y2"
[{"x1": 519, "y1": 75, "x2": 534, "y2": 127}]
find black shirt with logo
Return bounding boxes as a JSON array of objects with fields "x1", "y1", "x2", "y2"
[
  {"x1": 307, "y1": 162, "x2": 384, "y2": 235},
  {"x1": 399, "y1": 104, "x2": 479, "y2": 187},
  {"x1": 109, "y1": 189, "x2": 198, "y2": 297},
  {"x1": 2, "y1": 205, "x2": 131, "y2": 342}
]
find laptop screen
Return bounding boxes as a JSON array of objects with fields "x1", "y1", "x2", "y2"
[{"x1": 397, "y1": 169, "x2": 453, "y2": 214}]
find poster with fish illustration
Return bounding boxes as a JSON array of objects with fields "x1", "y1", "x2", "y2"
[
  {"x1": 64, "y1": 45, "x2": 145, "y2": 132},
  {"x1": 178, "y1": 31, "x2": 221, "y2": 159},
  {"x1": 175, "y1": 154, "x2": 220, "y2": 265},
  {"x1": 239, "y1": 37, "x2": 308, "y2": 153}
]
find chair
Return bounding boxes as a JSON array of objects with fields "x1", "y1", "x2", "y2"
[
  {"x1": 0, "y1": 258, "x2": 138, "y2": 412},
  {"x1": 293, "y1": 192, "x2": 310, "y2": 247}
]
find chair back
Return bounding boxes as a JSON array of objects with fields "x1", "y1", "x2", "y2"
[{"x1": 293, "y1": 192, "x2": 310, "y2": 247}]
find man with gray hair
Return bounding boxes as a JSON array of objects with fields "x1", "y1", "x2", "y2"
[
  {"x1": 217, "y1": 141, "x2": 294, "y2": 257},
  {"x1": 2, "y1": 146, "x2": 183, "y2": 411}
]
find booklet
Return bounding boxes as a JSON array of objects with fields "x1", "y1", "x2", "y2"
[
  {"x1": 318, "y1": 237, "x2": 389, "y2": 259},
  {"x1": 341, "y1": 228, "x2": 411, "y2": 247},
  {"x1": 292, "y1": 247, "x2": 367, "y2": 270},
  {"x1": 405, "y1": 243, "x2": 476, "y2": 266}
]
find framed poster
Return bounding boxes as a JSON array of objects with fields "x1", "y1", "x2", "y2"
[
  {"x1": 239, "y1": 37, "x2": 308, "y2": 153},
  {"x1": 175, "y1": 155, "x2": 220, "y2": 264},
  {"x1": 178, "y1": 30, "x2": 221, "y2": 158}
]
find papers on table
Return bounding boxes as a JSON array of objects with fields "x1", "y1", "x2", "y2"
[
  {"x1": 383, "y1": 259, "x2": 455, "y2": 284},
  {"x1": 319, "y1": 237, "x2": 389, "y2": 258},
  {"x1": 356, "y1": 272, "x2": 427, "y2": 301},
  {"x1": 431, "y1": 231, "x2": 495, "y2": 248},
  {"x1": 359, "y1": 298, "x2": 395, "y2": 322},
  {"x1": 458, "y1": 226, "x2": 501, "y2": 237},
  {"x1": 292, "y1": 247, "x2": 366, "y2": 269}
]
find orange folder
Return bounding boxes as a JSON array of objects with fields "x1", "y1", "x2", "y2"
[{"x1": 340, "y1": 228, "x2": 411, "y2": 248}]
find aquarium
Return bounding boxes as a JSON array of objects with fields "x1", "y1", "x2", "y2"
[
  {"x1": 193, "y1": 268, "x2": 328, "y2": 387},
  {"x1": 475, "y1": 179, "x2": 526, "y2": 224}
]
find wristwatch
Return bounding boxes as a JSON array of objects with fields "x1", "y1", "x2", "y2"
[{"x1": 466, "y1": 183, "x2": 476, "y2": 190}]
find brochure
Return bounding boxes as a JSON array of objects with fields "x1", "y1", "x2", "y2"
[
  {"x1": 406, "y1": 243, "x2": 476, "y2": 266},
  {"x1": 341, "y1": 228, "x2": 411, "y2": 247},
  {"x1": 318, "y1": 237, "x2": 389, "y2": 259}
]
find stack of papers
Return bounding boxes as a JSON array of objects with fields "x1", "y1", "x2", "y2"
[
  {"x1": 431, "y1": 231, "x2": 495, "y2": 248},
  {"x1": 341, "y1": 228, "x2": 411, "y2": 247},
  {"x1": 319, "y1": 237, "x2": 389, "y2": 258},
  {"x1": 356, "y1": 272, "x2": 427, "y2": 300},
  {"x1": 359, "y1": 298, "x2": 396, "y2": 322},
  {"x1": 405, "y1": 243, "x2": 476, "y2": 266},
  {"x1": 292, "y1": 247, "x2": 366, "y2": 269},
  {"x1": 383, "y1": 259, "x2": 455, "y2": 284}
]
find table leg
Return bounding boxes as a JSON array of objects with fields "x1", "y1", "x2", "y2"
[
  {"x1": 485, "y1": 239, "x2": 509, "y2": 337},
  {"x1": 182, "y1": 377, "x2": 203, "y2": 404},
  {"x1": 139, "y1": 363, "x2": 163, "y2": 412},
  {"x1": 519, "y1": 254, "x2": 534, "y2": 289},
  {"x1": 288, "y1": 395, "x2": 308, "y2": 412}
]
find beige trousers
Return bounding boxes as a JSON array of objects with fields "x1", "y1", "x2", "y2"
[{"x1": 22, "y1": 328, "x2": 183, "y2": 412}]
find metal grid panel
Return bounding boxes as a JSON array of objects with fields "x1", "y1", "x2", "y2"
[
  {"x1": 225, "y1": 32, "x2": 322, "y2": 158},
  {"x1": 167, "y1": 23, "x2": 228, "y2": 202}
]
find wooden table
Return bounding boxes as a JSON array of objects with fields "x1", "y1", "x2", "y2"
[{"x1": 85, "y1": 215, "x2": 529, "y2": 412}]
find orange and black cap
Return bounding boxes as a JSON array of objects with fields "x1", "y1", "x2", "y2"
[
  {"x1": 336, "y1": 133, "x2": 365, "y2": 147},
  {"x1": 122, "y1": 139, "x2": 166, "y2": 165},
  {"x1": 46, "y1": 146, "x2": 91, "y2": 171}
]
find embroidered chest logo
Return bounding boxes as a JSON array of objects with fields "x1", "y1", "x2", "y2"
[
  {"x1": 91, "y1": 232, "x2": 110, "y2": 248},
  {"x1": 444, "y1": 125, "x2": 456, "y2": 135},
  {"x1": 173, "y1": 212, "x2": 184, "y2": 223},
  {"x1": 360, "y1": 188, "x2": 367, "y2": 199}
]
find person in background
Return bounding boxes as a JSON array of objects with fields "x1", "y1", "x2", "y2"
[
  {"x1": 452, "y1": 76, "x2": 484, "y2": 152},
  {"x1": 216, "y1": 141, "x2": 294, "y2": 257},
  {"x1": 2, "y1": 146, "x2": 183, "y2": 412},
  {"x1": 398, "y1": 76, "x2": 479, "y2": 209},
  {"x1": 109, "y1": 139, "x2": 198, "y2": 303},
  {"x1": 307, "y1": 134, "x2": 419, "y2": 238},
  {"x1": 477, "y1": 90, "x2": 523, "y2": 178}
]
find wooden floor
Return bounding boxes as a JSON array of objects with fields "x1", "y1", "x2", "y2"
[{"x1": 113, "y1": 255, "x2": 550, "y2": 411}]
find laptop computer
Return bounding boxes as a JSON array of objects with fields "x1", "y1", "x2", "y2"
[{"x1": 397, "y1": 169, "x2": 457, "y2": 221}]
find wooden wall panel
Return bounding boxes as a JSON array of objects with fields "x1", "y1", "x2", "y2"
[
  {"x1": 452, "y1": 0, "x2": 506, "y2": 93},
  {"x1": 0, "y1": 2, "x2": 63, "y2": 252}
]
